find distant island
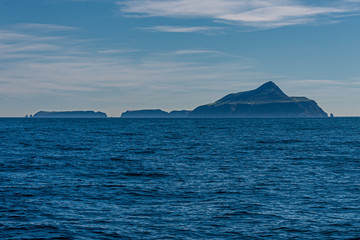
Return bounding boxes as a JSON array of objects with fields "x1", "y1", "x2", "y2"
[
  {"x1": 121, "y1": 81, "x2": 328, "y2": 118},
  {"x1": 121, "y1": 109, "x2": 191, "y2": 118},
  {"x1": 31, "y1": 111, "x2": 107, "y2": 118},
  {"x1": 25, "y1": 82, "x2": 328, "y2": 119},
  {"x1": 121, "y1": 109, "x2": 169, "y2": 118}
]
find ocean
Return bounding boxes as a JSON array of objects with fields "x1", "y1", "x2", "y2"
[{"x1": 1, "y1": 118, "x2": 359, "y2": 239}]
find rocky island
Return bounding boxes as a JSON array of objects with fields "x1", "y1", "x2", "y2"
[
  {"x1": 121, "y1": 109, "x2": 191, "y2": 118},
  {"x1": 121, "y1": 109, "x2": 169, "y2": 118},
  {"x1": 120, "y1": 81, "x2": 328, "y2": 118},
  {"x1": 33, "y1": 111, "x2": 107, "y2": 118},
  {"x1": 189, "y1": 81, "x2": 328, "y2": 118}
]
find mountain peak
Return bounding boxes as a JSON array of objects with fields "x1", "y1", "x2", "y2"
[
  {"x1": 215, "y1": 81, "x2": 290, "y2": 104},
  {"x1": 257, "y1": 81, "x2": 278, "y2": 90},
  {"x1": 255, "y1": 81, "x2": 288, "y2": 97}
]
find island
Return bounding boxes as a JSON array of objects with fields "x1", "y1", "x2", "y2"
[
  {"x1": 169, "y1": 110, "x2": 191, "y2": 118},
  {"x1": 33, "y1": 111, "x2": 107, "y2": 118},
  {"x1": 120, "y1": 109, "x2": 192, "y2": 118},
  {"x1": 189, "y1": 81, "x2": 328, "y2": 118},
  {"x1": 120, "y1": 81, "x2": 328, "y2": 118},
  {"x1": 121, "y1": 109, "x2": 169, "y2": 118}
]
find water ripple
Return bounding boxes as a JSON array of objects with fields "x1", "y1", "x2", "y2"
[{"x1": 0, "y1": 118, "x2": 360, "y2": 239}]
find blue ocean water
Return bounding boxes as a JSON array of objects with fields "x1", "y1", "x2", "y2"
[{"x1": 0, "y1": 118, "x2": 360, "y2": 239}]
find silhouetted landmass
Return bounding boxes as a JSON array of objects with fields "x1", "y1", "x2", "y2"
[
  {"x1": 190, "y1": 82, "x2": 328, "y2": 118},
  {"x1": 169, "y1": 110, "x2": 191, "y2": 118},
  {"x1": 33, "y1": 111, "x2": 107, "y2": 118},
  {"x1": 120, "y1": 82, "x2": 328, "y2": 118},
  {"x1": 121, "y1": 109, "x2": 191, "y2": 118},
  {"x1": 121, "y1": 109, "x2": 170, "y2": 118}
]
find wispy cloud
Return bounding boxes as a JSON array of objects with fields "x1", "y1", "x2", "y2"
[
  {"x1": 0, "y1": 31, "x2": 31, "y2": 41},
  {"x1": 0, "y1": 43, "x2": 59, "y2": 53},
  {"x1": 0, "y1": 24, "x2": 78, "y2": 60},
  {"x1": 174, "y1": 49, "x2": 223, "y2": 55},
  {"x1": 0, "y1": 23, "x2": 281, "y2": 116},
  {"x1": 120, "y1": 0, "x2": 357, "y2": 29},
  {"x1": 138, "y1": 25, "x2": 222, "y2": 33},
  {"x1": 97, "y1": 48, "x2": 140, "y2": 54},
  {"x1": 13, "y1": 23, "x2": 79, "y2": 32}
]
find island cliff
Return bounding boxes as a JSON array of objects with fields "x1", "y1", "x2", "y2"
[
  {"x1": 120, "y1": 81, "x2": 328, "y2": 118},
  {"x1": 33, "y1": 111, "x2": 107, "y2": 118}
]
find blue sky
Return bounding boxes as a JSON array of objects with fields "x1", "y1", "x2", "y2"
[{"x1": 1, "y1": 0, "x2": 360, "y2": 117}]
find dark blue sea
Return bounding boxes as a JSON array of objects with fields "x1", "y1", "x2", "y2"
[{"x1": 1, "y1": 118, "x2": 360, "y2": 239}]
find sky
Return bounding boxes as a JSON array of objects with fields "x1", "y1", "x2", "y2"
[{"x1": 1, "y1": 0, "x2": 360, "y2": 117}]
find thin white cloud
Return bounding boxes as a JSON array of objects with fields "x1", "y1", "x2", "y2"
[
  {"x1": 0, "y1": 43, "x2": 60, "y2": 53},
  {"x1": 218, "y1": 6, "x2": 341, "y2": 22},
  {"x1": 0, "y1": 31, "x2": 32, "y2": 40},
  {"x1": 0, "y1": 24, "x2": 78, "y2": 61},
  {"x1": 138, "y1": 25, "x2": 222, "y2": 33},
  {"x1": 13, "y1": 23, "x2": 79, "y2": 32},
  {"x1": 174, "y1": 49, "x2": 223, "y2": 55},
  {"x1": 120, "y1": 0, "x2": 354, "y2": 29},
  {"x1": 97, "y1": 48, "x2": 139, "y2": 54}
]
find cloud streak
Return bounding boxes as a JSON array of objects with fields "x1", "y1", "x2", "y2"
[
  {"x1": 174, "y1": 49, "x2": 223, "y2": 55},
  {"x1": 120, "y1": 0, "x2": 355, "y2": 29},
  {"x1": 138, "y1": 25, "x2": 222, "y2": 33},
  {"x1": 13, "y1": 23, "x2": 79, "y2": 32}
]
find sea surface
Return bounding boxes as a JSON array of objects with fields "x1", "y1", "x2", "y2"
[{"x1": 1, "y1": 118, "x2": 360, "y2": 239}]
